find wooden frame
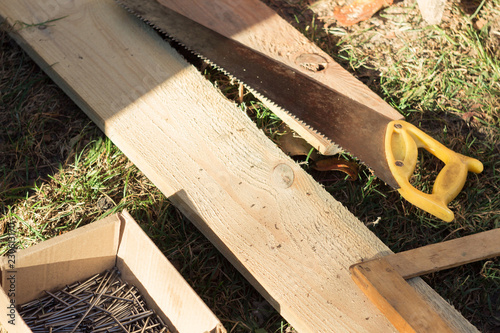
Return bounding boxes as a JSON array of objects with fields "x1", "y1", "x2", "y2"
[{"x1": 351, "y1": 228, "x2": 500, "y2": 332}]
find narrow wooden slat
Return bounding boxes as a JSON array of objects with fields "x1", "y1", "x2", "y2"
[
  {"x1": 350, "y1": 259, "x2": 455, "y2": 333},
  {"x1": 386, "y1": 228, "x2": 500, "y2": 279},
  {"x1": 0, "y1": 0, "x2": 478, "y2": 332}
]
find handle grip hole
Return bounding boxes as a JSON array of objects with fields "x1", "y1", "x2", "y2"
[{"x1": 409, "y1": 149, "x2": 446, "y2": 195}]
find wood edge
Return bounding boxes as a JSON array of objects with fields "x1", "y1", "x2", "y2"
[
  {"x1": 349, "y1": 261, "x2": 416, "y2": 333},
  {"x1": 386, "y1": 228, "x2": 500, "y2": 279},
  {"x1": 350, "y1": 259, "x2": 456, "y2": 333}
]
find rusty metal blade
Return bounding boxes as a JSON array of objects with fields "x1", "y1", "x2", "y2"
[{"x1": 116, "y1": 0, "x2": 399, "y2": 188}]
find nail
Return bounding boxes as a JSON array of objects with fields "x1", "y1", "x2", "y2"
[
  {"x1": 44, "y1": 290, "x2": 71, "y2": 307},
  {"x1": 20, "y1": 268, "x2": 167, "y2": 333},
  {"x1": 39, "y1": 294, "x2": 93, "y2": 320}
]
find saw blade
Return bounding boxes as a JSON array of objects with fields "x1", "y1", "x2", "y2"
[{"x1": 116, "y1": 0, "x2": 399, "y2": 189}]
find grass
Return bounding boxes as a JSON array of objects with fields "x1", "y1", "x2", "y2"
[{"x1": 1, "y1": 0, "x2": 500, "y2": 332}]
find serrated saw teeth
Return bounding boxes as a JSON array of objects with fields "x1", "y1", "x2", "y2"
[
  {"x1": 115, "y1": 0, "x2": 485, "y2": 222},
  {"x1": 115, "y1": 0, "x2": 400, "y2": 186}
]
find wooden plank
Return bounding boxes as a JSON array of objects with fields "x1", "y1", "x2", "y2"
[
  {"x1": 385, "y1": 228, "x2": 500, "y2": 279},
  {"x1": 161, "y1": 0, "x2": 404, "y2": 155},
  {"x1": 0, "y1": 0, "x2": 477, "y2": 332},
  {"x1": 350, "y1": 259, "x2": 454, "y2": 333}
]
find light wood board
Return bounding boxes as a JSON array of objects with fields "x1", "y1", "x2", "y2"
[{"x1": 0, "y1": 0, "x2": 477, "y2": 332}]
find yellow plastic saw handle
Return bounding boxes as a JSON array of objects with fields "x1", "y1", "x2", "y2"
[{"x1": 386, "y1": 120, "x2": 483, "y2": 222}]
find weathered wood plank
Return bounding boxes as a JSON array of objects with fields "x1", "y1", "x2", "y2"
[
  {"x1": 162, "y1": 0, "x2": 403, "y2": 155},
  {"x1": 385, "y1": 228, "x2": 500, "y2": 279},
  {"x1": 0, "y1": 0, "x2": 477, "y2": 332}
]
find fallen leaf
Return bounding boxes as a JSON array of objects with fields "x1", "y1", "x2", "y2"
[
  {"x1": 312, "y1": 157, "x2": 359, "y2": 180},
  {"x1": 333, "y1": 0, "x2": 393, "y2": 26}
]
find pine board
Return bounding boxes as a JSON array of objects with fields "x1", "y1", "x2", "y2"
[{"x1": 0, "y1": 0, "x2": 477, "y2": 332}]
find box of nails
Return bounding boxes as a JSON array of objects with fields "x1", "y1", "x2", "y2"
[
  {"x1": 18, "y1": 267, "x2": 167, "y2": 333},
  {"x1": 0, "y1": 211, "x2": 225, "y2": 333}
]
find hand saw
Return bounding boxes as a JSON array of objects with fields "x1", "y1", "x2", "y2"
[{"x1": 116, "y1": 0, "x2": 483, "y2": 222}]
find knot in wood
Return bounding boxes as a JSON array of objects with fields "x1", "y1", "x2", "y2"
[
  {"x1": 294, "y1": 53, "x2": 328, "y2": 72},
  {"x1": 272, "y1": 163, "x2": 294, "y2": 189}
]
